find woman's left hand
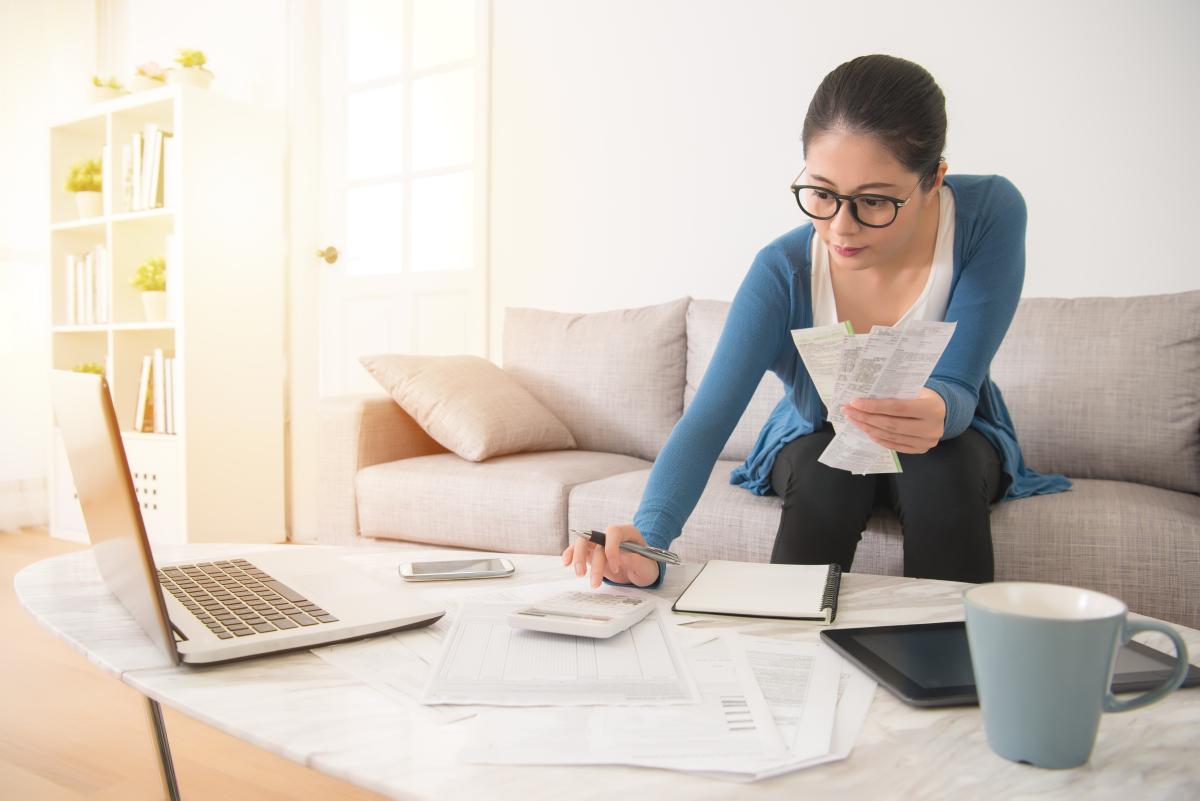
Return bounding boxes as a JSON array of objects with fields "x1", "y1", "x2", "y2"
[{"x1": 842, "y1": 388, "x2": 946, "y2": 454}]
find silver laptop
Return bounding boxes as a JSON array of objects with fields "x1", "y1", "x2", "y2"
[{"x1": 50, "y1": 369, "x2": 444, "y2": 665}]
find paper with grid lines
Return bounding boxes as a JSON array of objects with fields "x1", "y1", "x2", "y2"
[{"x1": 419, "y1": 600, "x2": 700, "y2": 706}]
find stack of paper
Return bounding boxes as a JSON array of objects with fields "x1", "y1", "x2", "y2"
[
  {"x1": 311, "y1": 577, "x2": 877, "y2": 782},
  {"x1": 791, "y1": 320, "x2": 956, "y2": 474}
]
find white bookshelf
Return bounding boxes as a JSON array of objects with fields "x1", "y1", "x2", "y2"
[{"x1": 48, "y1": 83, "x2": 286, "y2": 545}]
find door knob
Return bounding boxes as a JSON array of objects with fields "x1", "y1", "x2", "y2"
[{"x1": 316, "y1": 246, "x2": 339, "y2": 264}]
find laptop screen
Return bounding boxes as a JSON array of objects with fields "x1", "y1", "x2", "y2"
[{"x1": 50, "y1": 370, "x2": 179, "y2": 664}]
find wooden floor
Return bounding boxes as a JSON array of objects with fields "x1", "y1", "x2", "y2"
[{"x1": 0, "y1": 527, "x2": 391, "y2": 801}]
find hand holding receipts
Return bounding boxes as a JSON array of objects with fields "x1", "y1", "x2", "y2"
[{"x1": 791, "y1": 319, "x2": 957, "y2": 474}]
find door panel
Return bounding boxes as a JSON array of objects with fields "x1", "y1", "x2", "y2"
[{"x1": 318, "y1": 0, "x2": 489, "y2": 397}]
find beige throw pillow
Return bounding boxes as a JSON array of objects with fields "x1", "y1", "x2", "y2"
[
  {"x1": 502, "y1": 297, "x2": 690, "y2": 462},
  {"x1": 360, "y1": 354, "x2": 577, "y2": 462}
]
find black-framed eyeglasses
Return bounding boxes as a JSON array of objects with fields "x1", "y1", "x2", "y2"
[{"x1": 790, "y1": 167, "x2": 923, "y2": 228}]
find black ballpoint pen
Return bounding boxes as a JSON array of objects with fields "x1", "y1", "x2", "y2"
[{"x1": 569, "y1": 529, "x2": 682, "y2": 565}]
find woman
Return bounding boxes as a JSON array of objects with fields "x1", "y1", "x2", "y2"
[{"x1": 565, "y1": 54, "x2": 1070, "y2": 590}]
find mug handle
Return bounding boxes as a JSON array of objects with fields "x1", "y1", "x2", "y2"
[{"x1": 1103, "y1": 619, "x2": 1190, "y2": 713}]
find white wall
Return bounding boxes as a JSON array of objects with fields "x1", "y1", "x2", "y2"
[
  {"x1": 488, "y1": 0, "x2": 1200, "y2": 360},
  {"x1": 0, "y1": 0, "x2": 95, "y2": 528},
  {"x1": 105, "y1": 0, "x2": 289, "y2": 112}
]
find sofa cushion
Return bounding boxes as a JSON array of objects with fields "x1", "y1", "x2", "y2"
[
  {"x1": 359, "y1": 354, "x2": 576, "y2": 462},
  {"x1": 990, "y1": 291, "x2": 1200, "y2": 494},
  {"x1": 854, "y1": 479, "x2": 1200, "y2": 627},
  {"x1": 502, "y1": 298, "x2": 689, "y2": 462},
  {"x1": 568, "y1": 460, "x2": 783, "y2": 563},
  {"x1": 356, "y1": 450, "x2": 650, "y2": 554},
  {"x1": 685, "y1": 300, "x2": 787, "y2": 461}
]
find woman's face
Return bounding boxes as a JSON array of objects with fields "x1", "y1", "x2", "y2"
[{"x1": 802, "y1": 130, "x2": 945, "y2": 272}]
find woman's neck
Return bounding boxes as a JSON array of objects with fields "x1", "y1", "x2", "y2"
[{"x1": 828, "y1": 188, "x2": 942, "y2": 330}]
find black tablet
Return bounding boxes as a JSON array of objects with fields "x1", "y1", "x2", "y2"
[{"x1": 820, "y1": 621, "x2": 1200, "y2": 708}]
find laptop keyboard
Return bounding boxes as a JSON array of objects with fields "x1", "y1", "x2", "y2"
[{"x1": 156, "y1": 559, "x2": 339, "y2": 640}]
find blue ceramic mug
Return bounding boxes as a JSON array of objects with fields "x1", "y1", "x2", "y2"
[{"x1": 963, "y1": 582, "x2": 1189, "y2": 769}]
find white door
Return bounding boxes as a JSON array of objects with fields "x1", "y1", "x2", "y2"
[{"x1": 317, "y1": 0, "x2": 490, "y2": 395}]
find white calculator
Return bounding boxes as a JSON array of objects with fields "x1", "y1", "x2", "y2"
[{"x1": 507, "y1": 590, "x2": 656, "y2": 638}]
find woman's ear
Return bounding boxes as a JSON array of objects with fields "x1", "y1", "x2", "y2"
[{"x1": 930, "y1": 157, "x2": 948, "y2": 190}]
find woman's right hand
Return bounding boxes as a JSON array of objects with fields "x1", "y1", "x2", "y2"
[{"x1": 561, "y1": 523, "x2": 661, "y2": 589}]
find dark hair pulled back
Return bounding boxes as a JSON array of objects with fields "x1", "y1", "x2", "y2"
[{"x1": 802, "y1": 54, "x2": 946, "y2": 191}]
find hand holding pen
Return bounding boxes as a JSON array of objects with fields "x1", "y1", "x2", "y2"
[{"x1": 562, "y1": 524, "x2": 672, "y2": 589}]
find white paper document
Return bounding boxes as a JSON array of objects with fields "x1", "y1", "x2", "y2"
[
  {"x1": 700, "y1": 652, "x2": 878, "y2": 781},
  {"x1": 792, "y1": 320, "x2": 956, "y2": 474},
  {"x1": 460, "y1": 634, "x2": 875, "y2": 781},
  {"x1": 462, "y1": 632, "x2": 786, "y2": 767},
  {"x1": 420, "y1": 601, "x2": 700, "y2": 706},
  {"x1": 315, "y1": 599, "x2": 876, "y2": 781},
  {"x1": 312, "y1": 579, "x2": 679, "y2": 720},
  {"x1": 741, "y1": 636, "x2": 840, "y2": 762}
]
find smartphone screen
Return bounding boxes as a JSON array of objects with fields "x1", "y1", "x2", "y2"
[{"x1": 409, "y1": 558, "x2": 507, "y2": 576}]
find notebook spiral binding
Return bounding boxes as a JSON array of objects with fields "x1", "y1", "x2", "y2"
[{"x1": 823, "y1": 564, "x2": 843, "y2": 624}]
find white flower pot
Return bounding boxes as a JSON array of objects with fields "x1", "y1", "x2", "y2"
[
  {"x1": 90, "y1": 85, "x2": 126, "y2": 102},
  {"x1": 74, "y1": 191, "x2": 103, "y2": 219},
  {"x1": 167, "y1": 66, "x2": 213, "y2": 89},
  {"x1": 141, "y1": 291, "x2": 168, "y2": 322},
  {"x1": 130, "y1": 75, "x2": 166, "y2": 92}
]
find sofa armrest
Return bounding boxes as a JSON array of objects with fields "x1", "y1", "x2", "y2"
[{"x1": 317, "y1": 393, "x2": 448, "y2": 545}]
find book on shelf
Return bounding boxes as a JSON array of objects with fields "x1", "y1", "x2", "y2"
[
  {"x1": 141, "y1": 123, "x2": 159, "y2": 210},
  {"x1": 65, "y1": 254, "x2": 76, "y2": 326},
  {"x1": 152, "y1": 131, "x2": 171, "y2": 208},
  {"x1": 82, "y1": 252, "x2": 94, "y2": 325},
  {"x1": 131, "y1": 132, "x2": 142, "y2": 211},
  {"x1": 125, "y1": 123, "x2": 172, "y2": 212},
  {"x1": 63, "y1": 245, "x2": 109, "y2": 326},
  {"x1": 164, "y1": 357, "x2": 175, "y2": 435},
  {"x1": 152, "y1": 348, "x2": 166, "y2": 433},
  {"x1": 73, "y1": 257, "x2": 84, "y2": 324},
  {"x1": 135, "y1": 355, "x2": 153, "y2": 432},
  {"x1": 132, "y1": 351, "x2": 177, "y2": 434}
]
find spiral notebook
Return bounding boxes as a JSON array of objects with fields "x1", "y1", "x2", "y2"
[{"x1": 671, "y1": 560, "x2": 842, "y2": 624}]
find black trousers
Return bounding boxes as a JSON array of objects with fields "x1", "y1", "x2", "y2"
[{"x1": 769, "y1": 425, "x2": 1007, "y2": 583}]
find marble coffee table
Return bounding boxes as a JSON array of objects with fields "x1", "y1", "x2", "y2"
[{"x1": 15, "y1": 542, "x2": 1200, "y2": 801}]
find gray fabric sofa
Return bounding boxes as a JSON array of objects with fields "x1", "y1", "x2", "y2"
[{"x1": 318, "y1": 291, "x2": 1200, "y2": 628}]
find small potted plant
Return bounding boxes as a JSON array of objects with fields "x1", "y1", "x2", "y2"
[
  {"x1": 72, "y1": 362, "x2": 105, "y2": 375},
  {"x1": 131, "y1": 256, "x2": 167, "y2": 322},
  {"x1": 65, "y1": 158, "x2": 103, "y2": 219},
  {"x1": 130, "y1": 61, "x2": 167, "y2": 92},
  {"x1": 90, "y1": 74, "x2": 127, "y2": 102},
  {"x1": 166, "y1": 49, "x2": 213, "y2": 89}
]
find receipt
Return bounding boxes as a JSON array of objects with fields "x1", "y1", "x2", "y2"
[{"x1": 793, "y1": 320, "x2": 957, "y2": 474}]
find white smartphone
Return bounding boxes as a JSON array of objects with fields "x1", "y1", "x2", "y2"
[{"x1": 399, "y1": 557, "x2": 515, "y2": 582}]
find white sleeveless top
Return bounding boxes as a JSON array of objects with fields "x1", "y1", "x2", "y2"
[{"x1": 811, "y1": 184, "x2": 955, "y2": 328}]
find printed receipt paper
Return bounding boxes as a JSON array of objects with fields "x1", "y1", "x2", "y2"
[{"x1": 791, "y1": 320, "x2": 956, "y2": 474}]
